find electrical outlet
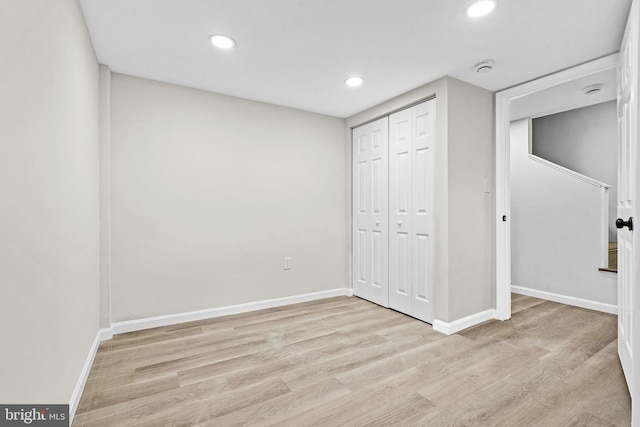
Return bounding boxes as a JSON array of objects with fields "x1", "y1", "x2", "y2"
[{"x1": 283, "y1": 257, "x2": 292, "y2": 270}]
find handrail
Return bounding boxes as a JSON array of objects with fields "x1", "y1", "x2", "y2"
[
  {"x1": 527, "y1": 154, "x2": 612, "y2": 189},
  {"x1": 527, "y1": 152, "x2": 611, "y2": 268}
]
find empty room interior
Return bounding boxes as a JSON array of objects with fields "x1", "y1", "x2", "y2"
[{"x1": 2, "y1": 0, "x2": 638, "y2": 425}]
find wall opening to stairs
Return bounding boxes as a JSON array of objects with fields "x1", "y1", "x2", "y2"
[
  {"x1": 496, "y1": 55, "x2": 620, "y2": 319},
  {"x1": 510, "y1": 114, "x2": 617, "y2": 313}
]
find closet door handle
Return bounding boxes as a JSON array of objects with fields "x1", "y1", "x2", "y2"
[
  {"x1": 397, "y1": 221, "x2": 402, "y2": 227},
  {"x1": 375, "y1": 220, "x2": 380, "y2": 227}
]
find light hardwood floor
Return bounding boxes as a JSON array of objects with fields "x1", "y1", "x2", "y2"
[{"x1": 73, "y1": 295, "x2": 631, "y2": 426}]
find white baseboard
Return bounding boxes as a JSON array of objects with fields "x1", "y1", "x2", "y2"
[
  {"x1": 511, "y1": 285, "x2": 617, "y2": 315},
  {"x1": 433, "y1": 309, "x2": 498, "y2": 335},
  {"x1": 69, "y1": 328, "x2": 113, "y2": 425},
  {"x1": 111, "y1": 288, "x2": 353, "y2": 335}
]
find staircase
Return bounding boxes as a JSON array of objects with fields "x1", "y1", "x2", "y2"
[
  {"x1": 600, "y1": 242, "x2": 618, "y2": 273},
  {"x1": 510, "y1": 119, "x2": 617, "y2": 308},
  {"x1": 608, "y1": 242, "x2": 618, "y2": 271}
]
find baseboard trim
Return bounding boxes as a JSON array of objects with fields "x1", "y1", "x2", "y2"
[
  {"x1": 111, "y1": 288, "x2": 353, "y2": 335},
  {"x1": 433, "y1": 309, "x2": 498, "y2": 335},
  {"x1": 511, "y1": 286, "x2": 617, "y2": 315},
  {"x1": 69, "y1": 328, "x2": 113, "y2": 425}
]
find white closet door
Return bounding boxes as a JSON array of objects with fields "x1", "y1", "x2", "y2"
[
  {"x1": 389, "y1": 108, "x2": 413, "y2": 314},
  {"x1": 410, "y1": 100, "x2": 436, "y2": 323},
  {"x1": 352, "y1": 117, "x2": 389, "y2": 307},
  {"x1": 389, "y1": 100, "x2": 436, "y2": 322}
]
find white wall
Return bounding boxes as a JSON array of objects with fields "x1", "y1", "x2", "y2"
[
  {"x1": 446, "y1": 78, "x2": 495, "y2": 321},
  {"x1": 532, "y1": 101, "x2": 618, "y2": 241},
  {"x1": 510, "y1": 119, "x2": 616, "y2": 306},
  {"x1": 109, "y1": 74, "x2": 347, "y2": 322},
  {"x1": 0, "y1": 0, "x2": 100, "y2": 403}
]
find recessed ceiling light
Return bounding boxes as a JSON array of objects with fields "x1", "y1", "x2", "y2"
[
  {"x1": 209, "y1": 34, "x2": 236, "y2": 49},
  {"x1": 345, "y1": 76, "x2": 364, "y2": 87},
  {"x1": 466, "y1": 0, "x2": 497, "y2": 18}
]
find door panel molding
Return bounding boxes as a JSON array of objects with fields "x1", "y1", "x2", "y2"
[
  {"x1": 352, "y1": 117, "x2": 389, "y2": 307},
  {"x1": 352, "y1": 100, "x2": 435, "y2": 322},
  {"x1": 617, "y1": 2, "x2": 639, "y2": 419}
]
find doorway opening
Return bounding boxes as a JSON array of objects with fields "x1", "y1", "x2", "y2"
[{"x1": 495, "y1": 54, "x2": 619, "y2": 320}]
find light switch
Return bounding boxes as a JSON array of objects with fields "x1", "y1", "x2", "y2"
[{"x1": 483, "y1": 179, "x2": 492, "y2": 193}]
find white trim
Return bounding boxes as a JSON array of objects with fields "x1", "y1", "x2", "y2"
[
  {"x1": 99, "y1": 64, "x2": 112, "y2": 330},
  {"x1": 495, "y1": 91, "x2": 512, "y2": 320},
  {"x1": 111, "y1": 288, "x2": 352, "y2": 335},
  {"x1": 511, "y1": 285, "x2": 617, "y2": 315},
  {"x1": 600, "y1": 186, "x2": 611, "y2": 268},
  {"x1": 69, "y1": 328, "x2": 113, "y2": 425},
  {"x1": 99, "y1": 327, "x2": 114, "y2": 341},
  {"x1": 495, "y1": 53, "x2": 619, "y2": 322},
  {"x1": 432, "y1": 309, "x2": 498, "y2": 335},
  {"x1": 527, "y1": 154, "x2": 612, "y2": 189}
]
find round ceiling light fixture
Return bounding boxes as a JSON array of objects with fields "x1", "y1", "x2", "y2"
[
  {"x1": 466, "y1": 0, "x2": 497, "y2": 18},
  {"x1": 345, "y1": 76, "x2": 364, "y2": 87},
  {"x1": 583, "y1": 84, "x2": 604, "y2": 95},
  {"x1": 209, "y1": 34, "x2": 236, "y2": 49},
  {"x1": 475, "y1": 59, "x2": 495, "y2": 73}
]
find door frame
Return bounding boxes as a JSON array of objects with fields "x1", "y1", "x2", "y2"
[{"x1": 494, "y1": 54, "x2": 619, "y2": 320}]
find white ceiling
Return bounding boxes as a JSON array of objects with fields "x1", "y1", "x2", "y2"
[
  {"x1": 79, "y1": 0, "x2": 632, "y2": 118},
  {"x1": 511, "y1": 67, "x2": 618, "y2": 121}
]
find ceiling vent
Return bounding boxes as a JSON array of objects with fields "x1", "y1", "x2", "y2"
[
  {"x1": 583, "y1": 84, "x2": 604, "y2": 95},
  {"x1": 475, "y1": 59, "x2": 495, "y2": 73}
]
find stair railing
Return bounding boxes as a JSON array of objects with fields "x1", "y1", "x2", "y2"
[{"x1": 528, "y1": 153, "x2": 612, "y2": 269}]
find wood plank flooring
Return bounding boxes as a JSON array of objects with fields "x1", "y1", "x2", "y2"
[{"x1": 73, "y1": 294, "x2": 631, "y2": 426}]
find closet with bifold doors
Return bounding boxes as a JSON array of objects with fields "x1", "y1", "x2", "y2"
[{"x1": 352, "y1": 98, "x2": 436, "y2": 323}]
